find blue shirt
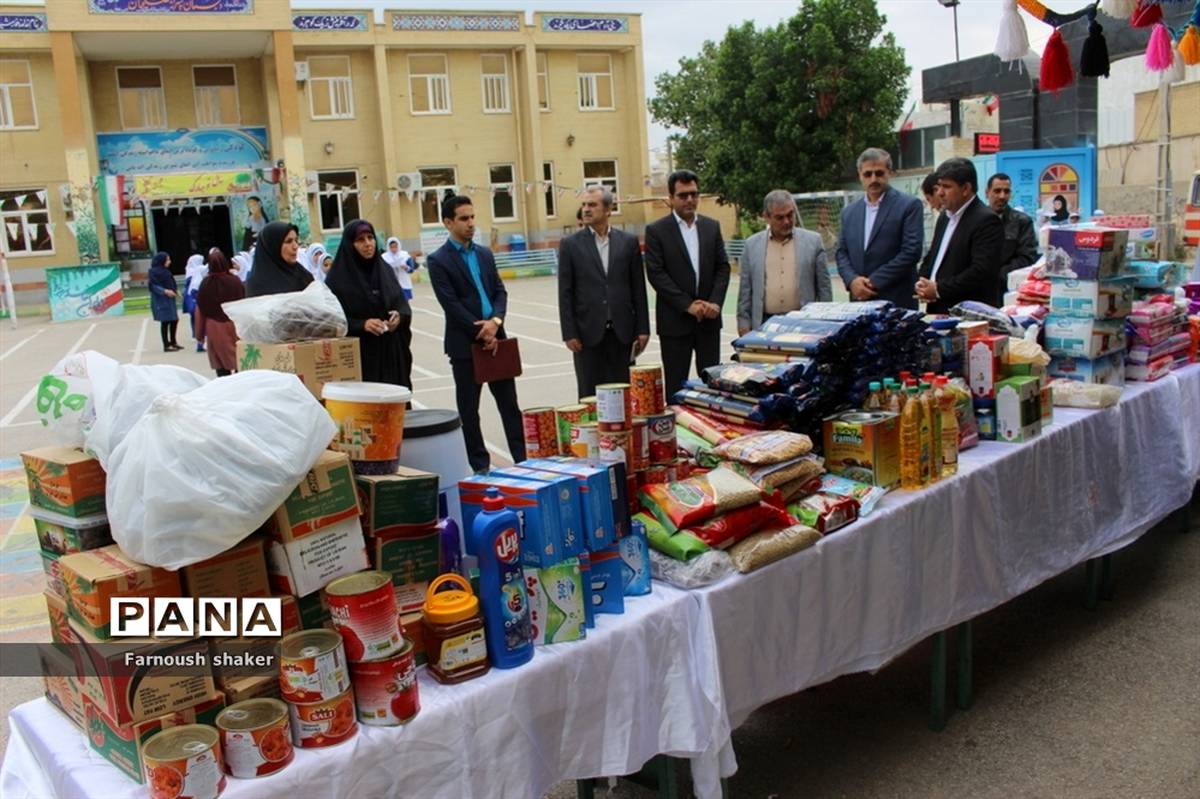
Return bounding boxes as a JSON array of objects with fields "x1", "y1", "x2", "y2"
[{"x1": 449, "y1": 238, "x2": 493, "y2": 320}]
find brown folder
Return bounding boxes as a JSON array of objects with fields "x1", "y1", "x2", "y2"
[{"x1": 472, "y1": 337, "x2": 523, "y2": 384}]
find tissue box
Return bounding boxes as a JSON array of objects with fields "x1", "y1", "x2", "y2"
[
  {"x1": 618, "y1": 522, "x2": 652, "y2": 596},
  {"x1": 585, "y1": 546, "x2": 625, "y2": 616},
  {"x1": 524, "y1": 558, "x2": 586, "y2": 644},
  {"x1": 458, "y1": 475, "x2": 564, "y2": 567},
  {"x1": 995, "y1": 376, "x2": 1042, "y2": 443},
  {"x1": 490, "y1": 465, "x2": 586, "y2": 557},
  {"x1": 1047, "y1": 351, "x2": 1126, "y2": 386},
  {"x1": 1044, "y1": 228, "x2": 1127, "y2": 280},
  {"x1": 968, "y1": 335, "x2": 1010, "y2": 400},
  {"x1": 1043, "y1": 316, "x2": 1125, "y2": 358},
  {"x1": 1049, "y1": 277, "x2": 1134, "y2": 319}
]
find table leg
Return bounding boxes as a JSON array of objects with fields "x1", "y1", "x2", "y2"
[
  {"x1": 654, "y1": 755, "x2": 681, "y2": 799},
  {"x1": 930, "y1": 630, "x2": 948, "y2": 731},
  {"x1": 575, "y1": 778, "x2": 596, "y2": 799},
  {"x1": 722, "y1": 777, "x2": 732, "y2": 798},
  {"x1": 1100, "y1": 553, "x2": 1114, "y2": 601},
  {"x1": 1084, "y1": 558, "x2": 1101, "y2": 611},
  {"x1": 956, "y1": 621, "x2": 973, "y2": 710}
]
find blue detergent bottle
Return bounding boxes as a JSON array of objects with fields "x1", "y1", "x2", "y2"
[{"x1": 471, "y1": 487, "x2": 534, "y2": 669}]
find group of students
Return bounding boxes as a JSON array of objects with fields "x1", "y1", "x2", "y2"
[{"x1": 147, "y1": 219, "x2": 419, "y2": 386}]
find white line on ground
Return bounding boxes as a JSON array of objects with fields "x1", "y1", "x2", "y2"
[
  {"x1": 410, "y1": 363, "x2": 442, "y2": 379},
  {"x1": 0, "y1": 329, "x2": 43, "y2": 362},
  {"x1": 131, "y1": 318, "x2": 149, "y2": 365},
  {"x1": 1, "y1": 322, "x2": 96, "y2": 427},
  {"x1": 507, "y1": 298, "x2": 559, "y2": 312},
  {"x1": 485, "y1": 439, "x2": 512, "y2": 464},
  {"x1": 2, "y1": 420, "x2": 41, "y2": 428}
]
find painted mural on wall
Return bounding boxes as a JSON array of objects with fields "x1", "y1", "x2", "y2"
[
  {"x1": 286, "y1": 170, "x2": 311, "y2": 243},
  {"x1": 97, "y1": 127, "x2": 270, "y2": 176},
  {"x1": 996, "y1": 147, "x2": 1097, "y2": 221},
  {"x1": 46, "y1": 263, "x2": 124, "y2": 322},
  {"x1": 69, "y1": 182, "x2": 101, "y2": 264},
  {"x1": 88, "y1": 0, "x2": 252, "y2": 13}
]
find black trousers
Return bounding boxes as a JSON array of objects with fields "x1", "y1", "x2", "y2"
[
  {"x1": 159, "y1": 320, "x2": 178, "y2": 349},
  {"x1": 573, "y1": 326, "x2": 631, "y2": 399},
  {"x1": 398, "y1": 315, "x2": 413, "y2": 389},
  {"x1": 450, "y1": 357, "x2": 527, "y2": 472},
  {"x1": 660, "y1": 330, "x2": 721, "y2": 397}
]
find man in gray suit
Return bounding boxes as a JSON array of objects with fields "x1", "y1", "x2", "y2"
[
  {"x1": 835, "y1": 147, "x2": 925, "y2": 310},
  {"x1": 558, "y1": 186, "x2": 650, "y2": 398},
  {"x1": 736, "y1": 190, "x2": 832, "y2": 335}
]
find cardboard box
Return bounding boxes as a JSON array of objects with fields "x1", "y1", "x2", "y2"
[
  {"x1": 968, "y1": 335, "x2": 1010, "y2": 400},
  {"x1": 30, "y1": 508, "x2": 111, "y2": 556},
  {"x1": 394, "y1": 580, "x2": 429, "y2": 615},
  {"x1": 208, "y1": 637, "x2": 281, "y2": 686},
  {"x1": 1043, "y1": 316, "x2": 1126, "y2": 359},
  {"x1": 265, "y1": 515, "x2": 369, "y2": 597},
  {"x1": 269, "y1": 450, "x2": 361, "y2": 542},
  {"x1": 41, "y1": 643, "x2": 85, "y2": 727},
  {"x1": 277, "y1": 594, "x2": 302, "y2": 634},
  {"x1": 42, "y1": 550, "x2": 66, "y2": 599},
  {"x1": 20, "y1": 447, "x2": 106, "y2": 517},
  {"x1": 957, "y1": 320, "x2": 990, "y2": 340},
  {"x1": 490, "y1": 465, "x2": 586, "y2": 556},
  {"x1": 221, "y1": 674, "x2": 281, "y2": 705},
  {"x1": 1044, "y1": 228, "x2": 1128, "y2": 280},
  {"x1": 237, "y1": 336, "x2": 361, "y2": 399},
  {"x1": 457, "y1": 475, "x2": 563, "y2": 567},
  {"x1": 1040, "y1": 381, "x2": 1054, "y2": 426},
  {"x1": 44, "y1": 589, "x2": 77, "y2": 644},
  {"x1": 1047, "y1": 352, "x2": 1127, "y2": 386},
  {"x1": 373, "y1": 526, "x2": 441, "y2": 591},
  {"x1": 995, "y1": 376, "x2": 1042, "y2": 443},
  {"x1": 70, "y1": 619, "x2": 215, "y2": 726},
  {"x1": 585, "y1": 546, "x2": 625, "y2": 616},
  {"x1": 356, "y1": 468, "x2": 440, "y2": 537},
  {"x1": 1049, "y1": 277, "x2": 1135, "y2": 319},
  {"x1": 59, "y1": 545, "x2": 182, "y2": 640},
  {"x1": 524, "y1": 558, "x2": 586, "y2": 645},
  {"x1": 822, "y1": 411, "x2": 901, "y2": 489},
  {"x1": 84, "y1": 692, "x2": 226, "y2": 784},
  {"x1": 522, "y1": 458, "x2": 618, "y2": 550},
  {"x1": 182, "y1": 536, "x2": 270, "y2": 599},
  {"x1": 400, "y1": 611, "x2": 427, "y2": 666},
  {"x1": 294, "y1": 591, "x2": 331, "y2": 629}
]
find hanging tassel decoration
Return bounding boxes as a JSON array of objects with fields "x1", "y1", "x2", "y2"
[
  {"x1": 1168, "y1": 43, "x2": 1186, "y2": 82},
  {"x1": 995, "y1": 0, "x2": 1031, "y2": 61},
  {"x1": 1040, "y1": 28, "x2": 1076, "y2": 92},
  {"x1": 1080, "y1": 11, "x2": 1111, "y2": 77},
  {"x1": 1145, "y1": 23, "x2": 1174, "y2": 71},
  {"x1": 1099, "y1": 0, "x2": 1135, "y2": 21},
  {"x1": 1129, "y1": 0, "x2": 1162, "y2": 29},
  {"x1": 1180, "y1": 24, "x2": 1200, "y2": 66}
]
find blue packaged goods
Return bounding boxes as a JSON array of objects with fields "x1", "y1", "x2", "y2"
[
  {"x1": 1043, "y1": 316, "x2": 1126, "y2": 359},
  {"x1": 673, "y1": 388, "x2": 772, "y2": 423},
  {"x1": 586, "y1": 545, "x2": 626, "y2": 615},
  {"x1": 489, "y1": 465, "x2": 585, "y2": 557},
  {"x1": 577, "y1": 552, "x2": 595, "y2": 629},
  {"x1": 1049, "y1": 277, "x2": 1135, "y2": 319},
  {"x1": 1123, "y1": 260, "x2": 1185, "y2": 289},
  {"x1": 470, "y1": 487, "x2": 534, "y2": 668},
  {"x1": 458, "y1": 474, "x2": 563, "y2": 567},
  {"x1": 1043, "y1": 228, "x2": 1128, "y2": 280},
  {"x1": 701, "y1": 361, "x2": 815, "y2": 396},
  {"x1": 524, "y1": 457, "x2": 623, "y2": 546},
  {"x1": 785, "y1": 300, "x2": 895, "y2": 321},
  {"x1": 618, "y1": 520, "x2": 652, "y2": 596}
]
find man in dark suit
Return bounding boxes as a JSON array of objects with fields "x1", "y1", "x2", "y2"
[
  {"x1": 836, "y1": 147, "x2": 925, "y2": 310},
  {"x1": 916, "y1": 158, "x2": 1004, "y2": 314},
  {"x1": 985, "y1": 172, "x2": 1038, "y2": 300},
  {"x1": 558, "y1": 186, "x2": 650, "y2": 398},
  {"x1": 644, "y1": 170, "x2": 731, "y2": 395},
  {"x1": 426, "y1": 195, "x2": 526, "y2": 473}
]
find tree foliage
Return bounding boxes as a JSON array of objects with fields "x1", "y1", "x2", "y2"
[{"x1": 650, "y1": 0, "x2": 910, "y2": 214}]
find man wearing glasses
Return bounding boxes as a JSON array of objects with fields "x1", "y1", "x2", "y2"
[
  {"x1": 644, "y1": 170, "x2": 731, "y2": 395},
  {"x1": 835, "y1": 147, "x2": 925, "y2": 310}
]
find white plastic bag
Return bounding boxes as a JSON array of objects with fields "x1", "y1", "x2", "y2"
[
  {"x1": 106, "y1": 370, "x2": 336, "y2": 570},
  {"x1": 35, "y1": 351, "x2": 118, "y2": 447},
  {"x1": 1049, "y1": 378, "x2": 1123, "y2": 409},
  {"x1": 223, "y1": 280, "x2": 348, "y2": 344},
  {"x1": 649, "y1": 548, "x2": 735, "y2": 589}
]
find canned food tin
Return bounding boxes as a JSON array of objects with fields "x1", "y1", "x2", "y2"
[
  {"x1": 215, "y1": 699, "x2": 293, "y2": 779},
  {"x1": 598, "y1": 430, "x2": 631, "y2": 472},
  {"x1": 630, "y1": 417, "x2": 649, "y2": 473},
  {"x1": 279, "y1": 629, "x2": 350, "y2": 704},
  {"x1": 288, "y1": 689, "x2": 358, "y2": 748},
  {"x1": 323, "y1": 571, "x2": 403, "y2": 663},
  {"x1": 522, "y1": 407, "x2": 559, "y2": 459},
  {"x1": 579, "y1": 396, "x2": 597, "y2": 421},
  {"x1": 555, "y1": 404, "x2": 589, "y2": 455},
  {"x1": 646, "y1": 412, "x2": 677, "y2": 465},
  {"x1": 629, "y1": 364, "x2": 665, "y2": 417},
  {"x1": 570, "y1": 421, "x2": 599, "y2": 459},
  {"x1": 626, "y1": 474, "x2": 639, "y2": 516},
  {"x1": 143, "y1": 724, "x2": 225, "y2": 799},
  {"x1": 640, "y1": 464, "x2": 671, "y2": 485},
  {"x1": 348, "y1": 639, "x2": 420, "y2": 726},
  {"x1": 673, "y1": 458, "x2": 691, "y2": 480},
  {"x1": 595, "y1": 383, "x2": 633, "y2": 432}
]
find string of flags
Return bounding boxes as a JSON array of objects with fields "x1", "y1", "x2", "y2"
[
  {"x1": 995, "y1": 0, "x2": 1200, "y2": 92},
  {"x1": 318, "y1": 181, "x2": 645, "y2": 205}
]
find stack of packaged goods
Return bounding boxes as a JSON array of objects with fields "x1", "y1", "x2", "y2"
[
  {"x1": 1186, "y1": 284, "x2": 1200, "y2": 363},
  {"x1": 1123, "y1": 260, "x2": 1187, "y2": 302},
  {"x1": 1090, "y1": 213, "x2": 1158, "y2": 261},
  {"x1": 1125, "y1": 297, "x2": 1193, "y2": 381}
]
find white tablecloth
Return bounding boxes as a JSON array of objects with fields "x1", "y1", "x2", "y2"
[
  {"x1": 1173, "y1": 364, "x2": 1200, "y2": 480},
  {"x1": 1, "y1": 584, "x2": 732, "y2": 799}
]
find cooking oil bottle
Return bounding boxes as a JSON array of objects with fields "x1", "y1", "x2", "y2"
[
  {"x1": 865, "y1": 381, "x2": 884, "y2": 411},
  {"x1": 921, "y1": 382, "x2": 941, "y2": 483},
  {"x1": 900, "y1": 386, "x2": 924, "y2": 490},
  {"x1": 935, "y1": 376, "x2": 959, "y2": 476}
]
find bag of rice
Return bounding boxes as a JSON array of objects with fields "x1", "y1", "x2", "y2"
[
  {"x1": 713, "y1": 431, "x2": 813, "y2": 465},
  {"x1": 640, "y1": 468, "x2": 763, "y2": 531},
  {"x1": 723, "y1": 453, "x2": 824, "y2": 490},
  {"x1": 776, "y1": 474, "x2": 823, "y2": 502},
  {"x1": 729, "y1": 524, "x2": 821, "y2": 573},
  {"x1": 684, "y1": 501, "x2": 793, "y2": 549}
]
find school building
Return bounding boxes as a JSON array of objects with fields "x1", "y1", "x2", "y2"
[{"x1": 0, "y1": 1, "x2": 653, "y2": 305}]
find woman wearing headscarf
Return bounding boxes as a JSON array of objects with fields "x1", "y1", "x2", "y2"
[
  {"x1": 382, "y1": 237, "x2": 416, "y2": 300},
  {"x1": 1050, "y1": 194, "x2": 1070, "y2": 224},
  {"x1": 306, "y1": 243, "x2": 329, "y2": 283},
  {"x1": 148, "y1": 252, "x2": 182, "y2": 352},
  {"x1": 196, "y1": 250, "x2": 246, "y2": 377},
  {"x1": 232, "y1": 251, "x2": 253, "y2": 282},
  {"x1": 325, "y1": 219, "x2": 412, "y2": 386},
  {"x1": 183, "y1": 253, "x2": 208, "y2": 352},
  {"x1": 245, "y1": 222, "x2": 312, "y2": 297}
]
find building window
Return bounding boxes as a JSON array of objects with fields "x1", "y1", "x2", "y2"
[
  {"x1": 480, "y1": 54, "x2": 510, "y2": 114},
  {"x1": 490, "y1": 164, "x2": 516, "y2": 221},
  {"x1": 409, "y1": 54, "x2": 450, "y2": 115},
  {"x1": 0, "y1": 60, "x2": 36, "y2": 130},
  {"x1": 583, "y1": 159, "x2": 619, "y2": 213},
  {"x1": 542, "y1": 161, "x2": 556, "y2": 218},
  {"x1": 317, "y1": 170, "x2": 360, "y2": 232},
  {"x1": 308, "y1": 56, "x2": 354, "y2": 120},
  {"x1": 1, "y1": 188, "x2": 53, "y2": 257},
  {"x1": 577, "y1": 54, "x2": 613, "y2": 111},
  {"x1": 117, "y1": 67, "x2": 166, "y2": 130},
  {"x1": 193, "y1": 65, "x2": 239, "y2": 127},
  {"x1": 418, "y1": 167, "x2": 457, "y2": 225},
  {"x1": 536, "y1": 52, "x2": 550, "y2": 111}
]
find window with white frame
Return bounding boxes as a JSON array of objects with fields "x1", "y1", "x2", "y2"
[
  {"x1": 480, "y1": 54, "x2": 510, "y2": 114},
  {"x1": 316, "y1": 170, "x2": 360, "y2": 231},
  {"x1": 577, "y1": 54, "x2": 613, "y2": 111},
  {"x1": 308, "y1": 56, "x2": 354, "y2": 120},
  {"x1": 536, "y1": 52, "x2": 550, "y2": 111},
  {"x1": 409, "y1": 54, "x2": 450, "y2": 115},
  {"x1": 542, "y1": 161, "x2": 556, "y2": 218},
  {"x1": 418, "y1": 167, "x2": 458, "y2": 225},
  {"x1": 193, "y1": 65, "x2": 239, "y2": 127},
  {"x1": 117, "y1": 67, "x2": 166, "y2": 130},
  {"x1": 490, "y1": 164, "x2": 517, "y2": 221},
  {"x1": 583, "y1": 159, "x2": 619, "y2": 212},
  {"x1": 0, "y1": 60, "x2": 36, "y2": 130},
  {"x1": 1, "y1": 188, "x2": 53, "y2": 256}
]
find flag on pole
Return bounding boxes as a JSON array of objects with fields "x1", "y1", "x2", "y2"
[
  {"x1": 898, "y1": 101, "x2": 917, "y2": 147},
  {"x1": 102, "y1": 175, "x2": 125, "y2": 227}
]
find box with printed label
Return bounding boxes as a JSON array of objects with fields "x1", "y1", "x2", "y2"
[
  {"x1": 265, "y1": 515, "x2": 369, "y2": 597},
  {"x1": 236, "y1": 336, "x2": 361, "y2": 399},
  {"x1": 1043, "y1": 316, "x2": 1125, "y2": 359},
  {"x1": 521, "y1": 458, "x2": 617, "y2": 550},
  {"x1": 968, "y1": 335, "x2": 1010, "y2": 400},
  {"x1": 41, "y1": 643, "x2": 85, "y2": 727},
  {"x1": 181, "y1": 536, "x2": 270, "y2": 599},
  {"x1": 524, "y1": 558, "x2": 586, "y2": 645},
  {"x1": 1049, "y1": 277, "x2": 1135, "y2": 319},
  {"x1": 42, "y1": 550, "x2": 66, "y2": 599},
  {"x1": 372, "y1": 525, "x2": 440, "y2": 591},
  {"x1": 221, "y1": 674, "x2": 281, "y2": 705},
  {"x1": 21, "y1": 447, "x2": 106, "y2": 517},
  {"x1": 585, "y1": 546, "x2": 625, "y2": 616},
  {"x1": 618, "y1": 524, "x2": 652, "y2": 596},
  {"x1": 44, "y1": 589, "x2": 77, "y2": 644},
  {"x1": 268, "y1": 450, "x2": 361, "y2": 542},
  {"x1": 458, "y1": 475, "x2": 563, "y2": 567},
  {"x1": 294, "y1": 590, "x2": 331, "y2": 629},
  {"x1": 995, "y1": 376, "x2": 1042, "y2": 443},
  {"x1": 356, "y1": 468, "x2": 440, "y2": 537},
  {"x1": 1047, "y1": 351, "x2": 1127, "y2": 386},
  {"x1": 490, "y1": 465, "x2": 585, "y2": 557},
  {"x1": 1044, "y1": 228, "x2": 1128, "y2": 280},
  {"x1": 59, "y1": 545, "x2": 182, "y2": 640},
  {"x1": 84, "y1": 692, "x2": 226, "y2": 784},
  {"x1": 30, "y1": 507, "x2": 111, "y2": 556}
]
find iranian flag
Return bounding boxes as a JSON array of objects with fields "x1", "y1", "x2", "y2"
[{"x1": 102, "y1": 175, "x2": 125, "y2": 227}]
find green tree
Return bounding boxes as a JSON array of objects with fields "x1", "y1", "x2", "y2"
[{"x1": 650, "y1": 0, "x2": 909, "y2": 214}]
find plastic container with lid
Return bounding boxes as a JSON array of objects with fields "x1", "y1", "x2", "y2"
[
  {"x1": 322, "y1": 382, "x2": 412, "y2": 475},
  {"x1": 423, "y1": 573, "x2": 490, "y2": 684},
  {"x1": 28, "y1": 506, "x2": 111, "y2": 555}
]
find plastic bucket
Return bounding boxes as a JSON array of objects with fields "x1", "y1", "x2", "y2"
[{"x1": 322, "y1": 382, "x2": 412, "y2": 474}]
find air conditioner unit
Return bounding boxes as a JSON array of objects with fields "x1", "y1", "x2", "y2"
[
  {"x1": 396, "y1": 172, "x2": 422, "y2": 192},
  {"x1": 294, "y1": 61, "x2": 310, "y2": 82}
]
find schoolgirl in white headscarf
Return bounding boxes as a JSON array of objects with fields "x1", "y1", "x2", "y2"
[
  {"x1": 381, "y1": 236, "x2": 416, "y2": 300},
  {"x1": 183, "y1": 254, "x2": 208, "y2": 352}
]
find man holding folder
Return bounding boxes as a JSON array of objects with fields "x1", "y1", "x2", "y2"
[{"x1": 427, "y1": 195, "x2": 526, "y2": 472}]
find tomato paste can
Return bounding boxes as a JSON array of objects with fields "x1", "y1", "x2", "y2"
[
  {"x1": 629, "y1": 364, "x2": 665, "y2": 416},
  {"x1": 555, "y1": 404, "x2": 589, "y2": 455},
  {"x1": 630, "y1": 417, "x2": 650, "y2": 473},
  {"x1": 646, "y1": 412, "x2": 677, "y2": 465},
  {"x1": 570, "y1": 421, "x2": 599, "y2": 459},
  {"x1": 142, "y1": 724, "x2": 225, "y2": 799},
  {"x1": 287, "y1": 689, "x2": 358, "y2": 749},
  {"x1": 323, "y1": 571, "x2": 403, "y2": 663},
  {"x1": 348, "y1": 639, "x2": 420, "y2": 726},
  {"x1": 579, "y1": 396, "x2": 597, "y2": 421},
  {"x1": 522, "y1": 407, "x2": 559, "y2": 459},
  {"x1": 215, "y1": 699, "x2": 293, "y2": 779},
  {"x1": 279, "y1": 629, "x2": 350, "y2": 704},
  {"x1": 673, "y1": 458, "x2": 691, "y2": 480},
  {"x1": 598, "y1": 430, "x2": 631, "y2": 472},
  {"x1": 595, "y1": 383, "x2": 633, "y2": 432}
]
